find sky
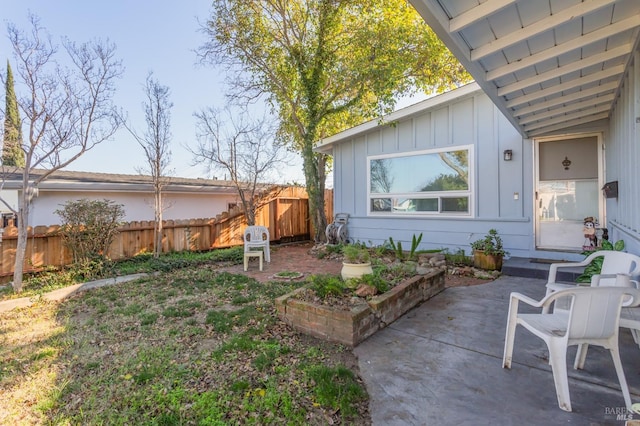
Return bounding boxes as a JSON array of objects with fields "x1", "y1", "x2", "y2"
[{"x1": 0, "y1": 0, "x2": 306, "y2": 182}]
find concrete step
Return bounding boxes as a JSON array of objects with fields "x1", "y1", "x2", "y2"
[{"x1": 502, "y1": 257, "x2": 585, "y2": 282}]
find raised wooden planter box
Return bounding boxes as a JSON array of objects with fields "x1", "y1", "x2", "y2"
[{"x1": 275, "y1": 270, "x2": 445, "y2": 347}]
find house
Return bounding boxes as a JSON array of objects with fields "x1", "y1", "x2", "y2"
[
  {"x1": 315, "y1": 0, "x2": 640, "y2": 260},
  {"x1": 0, "y1": 169, "x2": 240, "y2": 226}
]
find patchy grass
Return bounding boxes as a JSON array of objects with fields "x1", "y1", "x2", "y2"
[
  {"x1": 0, "y1": 246, "x2": 245, "y2": 301},
  {"x1": 0, "y1": 264, "x2": 369, "y2": 425}
]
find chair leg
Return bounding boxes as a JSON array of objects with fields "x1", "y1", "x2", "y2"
[
  {"x1": 574, "y1": 343, "x2": 589, "y2": 370},
  {"x1": 610, "y1": 346, "x2": 633, "y2": 410},
  {"x1": 548, "y1": 341, "x2": 571, "y2": 412},
  {"x1": 542, "y1": 288, "x2": 554, "y2": 314},
  {"x1": 502, "y1": 300, "x2": 519, "y2": 369}
]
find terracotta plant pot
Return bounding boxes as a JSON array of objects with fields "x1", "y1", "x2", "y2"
[
  {"x1": 473, "y1": 250, "x2": 503, "y2": 271},
  {"x1": 341, "y1": 262, "x2": 373, "y2": 280}
]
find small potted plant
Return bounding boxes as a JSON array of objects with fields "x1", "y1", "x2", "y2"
[
  {"x1": 341, "y1": 244, "x2": 373, "y2": 280},
  {"x1": 470, "y1": 229, "x2": 507, "y2": 271}
]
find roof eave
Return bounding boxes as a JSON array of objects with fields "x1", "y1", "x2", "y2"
[{"x1": 409, "y1": 0, "x2": 528, "y2": 138}]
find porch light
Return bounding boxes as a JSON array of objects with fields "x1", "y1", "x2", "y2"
[
  {"x1": 562, "y1": 156, "x2": 571, "y2": 170},
  {"x1": 503, "y1": 150, "x2": 513, "y2": 161}
]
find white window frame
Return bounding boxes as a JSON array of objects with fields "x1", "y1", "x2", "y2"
[{"x1": 367, "y1": 145, "x2": 474, "y2": 217}]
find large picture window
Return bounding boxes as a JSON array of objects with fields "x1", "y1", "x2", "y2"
[{"x1": 368, "y1": 146, "x2": 472, "y2": 216}]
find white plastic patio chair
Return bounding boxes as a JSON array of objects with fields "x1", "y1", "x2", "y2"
[
  {"x1": 243, "y1": 226, "x2": 270, "y2": 263},
  {"x1": 502, "y1": 286, "x2": 640, "y2": 412},
  {"x1": 542, "y1": 251, "x2": 640, "y2": 314},
  {"x1": 545, "y1": 251, "x2": 640, "y2": 295}
]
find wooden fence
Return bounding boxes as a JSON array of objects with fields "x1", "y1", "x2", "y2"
[{"x1": 0, "y1": 186, "x2": 333, "y2": 277}]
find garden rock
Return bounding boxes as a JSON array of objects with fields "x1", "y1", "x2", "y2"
[{"x1": 355, "y1": 284, "x2": 378, "y2": 297}]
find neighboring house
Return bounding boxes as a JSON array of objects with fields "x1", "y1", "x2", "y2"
[
  {"x1": 316, "y1": 0, "x2": 640, "y2": 260},
  {"x1": 0, "y1": 169, "x2": 240, "y2": 226}
]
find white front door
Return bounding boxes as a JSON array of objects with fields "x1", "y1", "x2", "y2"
[{"x1": 535, "y1": 135, "x2": 603, "y2": 251}]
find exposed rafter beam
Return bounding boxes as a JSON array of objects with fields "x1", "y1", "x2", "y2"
[
  {"x1": 522, "y1": 104, "x2": 611, "y2": 131},
  {"x1": 527, "y1": 112, "x2": 609, "y2": 136},
  {"x1": 471, "y1": 0, "x2": 615, "y2": 61},
  {"x1": 449, "y1": 0, "x2": 516, "y2": 33},
  {"x1": 498, "y1": 43, "x2": 632, "y2": 97},
  {"x1": 513, "y1": 81, "x2": 619, "y2": 116},
  {"x1": 505, "y1": 65, "x2": 625, "y2": 108},
  {"x1": 486, "y1": 16, "x2": 640, "y2": 81},
  {"x1": 518, "y1": 93, "x2": 615, "y2": 125}
]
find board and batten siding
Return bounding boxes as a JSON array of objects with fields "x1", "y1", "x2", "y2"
[
  {"x1": 607, "y1": 48, "x2": 640, "y2": 255},
  {"x1": 331, "y1": 88, "x2": 534, "y2": 257}
]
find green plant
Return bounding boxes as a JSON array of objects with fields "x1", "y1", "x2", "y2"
[
  {"x1": 358, "y1": 272, "x2": 389, "y2": 294},
  {"x1": 307, "y1": 274, "x2": 346, "y2": 298},
  {"x1": 409, "y1": 233, "x2": 423, "y2": 261},
  {"x1": 470, "y1": 229, "x2": 507, "y2": 257},
  {"x1": 443, "y1": 248, "x2": 473, "y2": 267},
  {"x1": 388, "y1": 237, "x2": 404, "y2": 261},
  {"x1": 342, "y1": 244, "x2": 371, "y2": 264},
  {"x1": 576, "y1": 239, "x2": 625, "y2": 283},
  {"x1": 387, "y1": 233, "x2": 423, "y2": 261}
]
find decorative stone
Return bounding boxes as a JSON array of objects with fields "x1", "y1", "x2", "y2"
[
  {"x1": 355, "y1": 284, "x2": 378, "y2": 297},
  {"x1": 416, "y1": 266, "x2": 432, "y2": 275}
]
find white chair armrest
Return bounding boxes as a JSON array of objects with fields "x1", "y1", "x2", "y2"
[
  {"x1": 546, "y1": 283, "x2": 574, "y2": 292},
  {"x1": 591, "y1": 273, "x2": 634, "y2": 287},
  {"x1": 546, "y1": 252, "x2": 603, "y2": 284},
  {"x1": 547, "y1": 262, "x2": 584, "y2": 284},
  {"x1": 510, "y1": 292, "x2": 544, "y2": 308}
]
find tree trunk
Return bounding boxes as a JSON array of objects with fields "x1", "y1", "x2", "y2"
[
  {"x1": 154, "y1": 186, "x2": 162, "y2": 258},
  {"x1": 302, "y1": 141, "x2": 327, "y2": 243},
  {"x1": 12, "y1": 190, "x2": 31, "y2": 292}
]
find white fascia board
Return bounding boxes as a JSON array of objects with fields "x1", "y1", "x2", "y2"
[
  {"x1": 4, "y1": 181, "x2": 237, "y2": 194},
  {"x1": 314, "y1": 82, "x2": 482, "y2": 154}
]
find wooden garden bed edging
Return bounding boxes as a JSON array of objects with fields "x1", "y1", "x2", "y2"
[{"x1": 275, "y1": 270, "x2": 445, "y2": 347}]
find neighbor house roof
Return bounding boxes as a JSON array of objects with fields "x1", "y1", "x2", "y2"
[
  {"x1": 314, "y1": 82, "x2": 483, "y2": 154},
  {"x1": 0, "y1": 168, "x2": 240, "y2": 194},
  {"x1": 409, "y1": 0, "x2": 640, "y2": 138}
]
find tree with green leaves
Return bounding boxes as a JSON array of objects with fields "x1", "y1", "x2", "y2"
[
  {"x1": 3, "y1": 60, "x2": 25, "y2": 167},
  {"x1": 199, "y1": 0, "x2": 471, "y2": 241}
]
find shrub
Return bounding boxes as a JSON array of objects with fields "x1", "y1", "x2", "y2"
[{"x1": 55, "y1": 199, "x2": 125, "y2": 264}]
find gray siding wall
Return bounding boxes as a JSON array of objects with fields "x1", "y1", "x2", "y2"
[
  {"x1": 332, "y1": 91, "x2": 535, "y2": 257},
  {"x1": 607, "y1": 49, "x2": 640, "y2": 255}
]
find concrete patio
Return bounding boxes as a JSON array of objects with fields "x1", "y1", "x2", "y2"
[{"x1": 356, "y1": 276, "x2": 640, "y2": 425}]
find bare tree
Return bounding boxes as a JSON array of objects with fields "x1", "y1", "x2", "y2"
[
  {"x1": 124, "y1": 73, "x2": 173, "y2": 258},
  {"x1": 0, "y1": 15, "x2": 122, "y2": 292},
  {"x1": 192, "y1": 107, "x2": 286, "y2": 225}
]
